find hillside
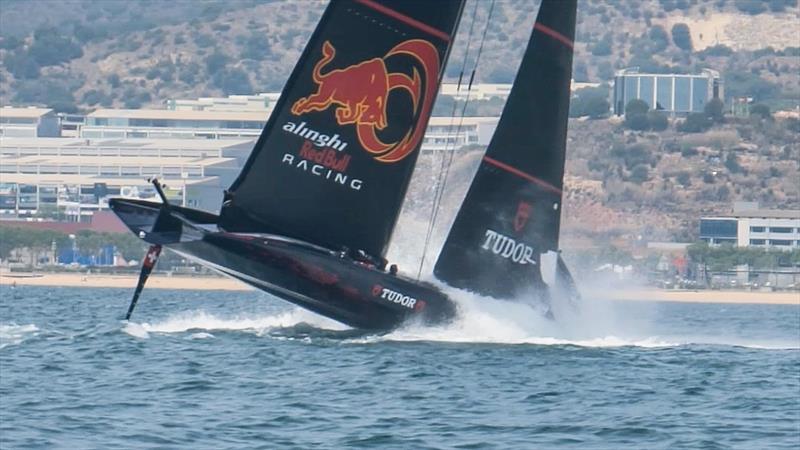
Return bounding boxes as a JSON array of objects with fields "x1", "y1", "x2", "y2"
[
  {"x1": 1, "y1": 0, "x2": 798, "y2": 111},
  {"x1": 0, "y1": 0, "x2": 797, "y2": 245}
]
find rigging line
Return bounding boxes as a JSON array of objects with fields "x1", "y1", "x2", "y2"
[
  {"x1": 425, "y1": 0, "x2": 496, "y2": 248},
  {"x1": 416, "y1": 0, "x2": 481, "y2": 280},
  {"x1": 429, "y1": 0, "x2": 497, "y2": 230},
  {"x1": 416, "y1": 0, "x2": 496, "y2": 280}
]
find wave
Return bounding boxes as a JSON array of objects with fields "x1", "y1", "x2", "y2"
[
  {"x1": 122, "y1": 308, "x2": 348, "y2": 339},
  {"x1": 0, "y1": 323, "x2": 39, "y2": 349},
  {"x1": 119, "y1": 287, "x2": 799, "y2": 350}
]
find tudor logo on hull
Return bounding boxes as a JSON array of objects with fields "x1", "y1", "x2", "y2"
[
  {"x1": 372, "y1": 284, "x2": 426, "y2": 311},
  {"x1": 481, "y1": 229, "x2": 537, "y2": 265},
  {"x1": 291, "y1": 39, "x2": 440, "y2": 163}
]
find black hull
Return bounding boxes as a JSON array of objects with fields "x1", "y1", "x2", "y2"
[{"x1": 110, "y1": 198, "x2": 455, "y2": 330}]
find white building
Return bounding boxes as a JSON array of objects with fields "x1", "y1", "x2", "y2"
[
  {"x1": 699, "y1": 204, "x2": 800, "y2": 250},
  {"x1": 166, "y1": 92, "x2": 280, "y2": 113},
  {"x1": 0, "y1": 107, "x2": 60, "y2": 137},
  {"x1": 422, "y1": 117, "x2": 498, "y2": 151},
  {"x1": 78, "y1": 107, "x2": 499, "y2": 152},
  {"x1": 81, "y1": 109, "x2": 267, "y2": 140},
  {"x1": 613, "y1": 68, "x2": 723, "y2": 116},
  {"x1": 0, "y1": 137, "x2": 253, "y2": 219}
]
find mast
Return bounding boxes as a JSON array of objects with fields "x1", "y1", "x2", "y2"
[
  {"x1": 434, "y1": 0, "x2": 577, "y2": 298},
  {"x1": 219, "y1": 0, "x2": 465, "y2": 258}
]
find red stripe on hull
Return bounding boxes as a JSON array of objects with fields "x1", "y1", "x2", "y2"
[
  {"x1": 483, "y1": 156, "x2": 562, "y2": 195},
  {"x1": 355, "y1": 0, "x2": 451, "y2": 42}
]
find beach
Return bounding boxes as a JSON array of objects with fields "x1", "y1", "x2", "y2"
[{"x1": 2, "y1": 270, "x2": 797, "y2": 305}]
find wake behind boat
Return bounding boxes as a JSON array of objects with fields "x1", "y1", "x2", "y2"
[{"x1": 111, "y1": 0, "x2": 579, "y2": 330}]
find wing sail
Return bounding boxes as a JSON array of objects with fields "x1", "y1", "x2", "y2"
[
  {"x1": 219, "y1": 0, "x2": 465, "y2": 258},
  {"x1": 434, "y1": 0, "x2": 577, "y2": 298}
]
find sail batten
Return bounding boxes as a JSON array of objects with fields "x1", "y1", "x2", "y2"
[
  {"x1": 434, "y1": 0, "x2": 577, "y2": 299},
  {"x1": 219, "y1": 0, "x2": 465, "y2": 258}
]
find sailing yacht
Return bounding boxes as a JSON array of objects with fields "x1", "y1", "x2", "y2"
[{"x1": 111, "y1": 0, "x2": 579, "y2": 330}]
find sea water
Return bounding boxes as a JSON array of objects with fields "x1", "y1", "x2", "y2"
[{"x1": 1, "y1": 285, "x2": 798, "y2": 449}]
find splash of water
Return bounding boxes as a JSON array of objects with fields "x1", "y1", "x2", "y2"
[
  {"x1": 0, "y1": 323, "x2": 40, "y2": 349},
  {"x1": 123, "y1": 308, "x2": 348, "y2": 338}
]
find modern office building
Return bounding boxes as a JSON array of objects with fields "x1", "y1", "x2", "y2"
[
  {"x1": 613, "y1": 68, "x2": 723, "y2": 116},
  {"x1": 0, "y1": 137, "x2": 253, "y2": 219},
  {"x1": 57, "y1": 113, "x2": 86, "y2": 138},
  {"x1": 699, "y1": 204, "x2": 800, "y2": 249},
  {"x1": 421, "y1": 117, "x2": 498, "y2": 151},
  {"x1": 78, "y1": 107, "x2": 498, "y2": 152},
  {"x1": 0, "y1": 107, "x2": 60, "y2": 137},
  {"x1": 81, "y1": 109, "x2": 267, "y2": 139},
  {"x1": 165, "y1": 92, "x2": 280, "y2": 113}
]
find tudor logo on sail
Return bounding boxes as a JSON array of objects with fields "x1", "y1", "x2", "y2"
[
  {"x1": 291, "y1": 39, "x2": 440, "y2": 163},
  {"x1": 481, "y1": 229, "x2": 537, "y2": 265}
]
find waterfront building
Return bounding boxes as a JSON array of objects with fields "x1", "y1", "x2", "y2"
[
  {"x1": 613, "y1": 68, "x2": 723, "y2": 116},
  {"x1": 0, "y1": 107, "x2": 60, "y2": 137},
  {"x1": 57, "y1": 113, "x2": 86, "y2": 138},
  {"x1": 81, "y1": 109, "x2": 267, "y2": 139},
  {"x1": 699, "y1": 203, "x2": 800, "y2": 249},
  {"x1": 165, "y1": 92, "x2": 280, "y2": 113},
  {"x1": 78, "y1": 106, "x2": 498, "y2": 151},
  {"x1": 0, "y1": 137, "x2": 253, "y2": 219},
  {"x1": 421, "y1": 117, "x2": 498, "y2": 151}
]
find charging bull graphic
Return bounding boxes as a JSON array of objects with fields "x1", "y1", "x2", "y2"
[{"x1": 291, "y1": 39, "x2": 440, "y2": 163}]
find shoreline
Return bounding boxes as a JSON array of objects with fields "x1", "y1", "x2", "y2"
[{"x1": 1, "y1": 271, "x2": 798, "y2": 305}]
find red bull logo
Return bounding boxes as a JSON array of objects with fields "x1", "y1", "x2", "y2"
[{"x1": 291, "y1": 39, "x2": 440, "y2": 163}]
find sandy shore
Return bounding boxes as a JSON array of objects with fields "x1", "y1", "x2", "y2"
[
  {"x1": 1, "y1": 271, "x2": 251, "y2": 291},
  {"x1": 1, "y1": 271, "x2": 798, "y2": 305},
  {"x1": 599, "y1": 289, "x2": 799, "y2": 306}
]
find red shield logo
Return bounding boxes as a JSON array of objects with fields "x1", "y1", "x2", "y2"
[
  {"x1": 513, "y1": 201, "x2": 532, "y2": 233},
  {"x1": 291, "y1": 39, "x2": 440, "y2": 163}
]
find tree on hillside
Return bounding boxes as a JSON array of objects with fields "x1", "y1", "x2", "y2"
[
  {"x1": 625, "y1": 99, "x2": 650, "y2": 117},
  {"x1": 724, "y1": 152, "x2": 745, "y2": 174},
  {"x1": 704, "y1": 98, "x2": 725, "y2": 123},
  {"x1": 204, "y1": 51, "x2": 230, "y2": 75},
  {"x1": 671, "y1": 23, "x2": 692, "y2": 51},
  {"x1": 570, "y1": 86, "x2": 610, "y2": 118},
  {"x1": 3, "y1": 51, "x2": 41, "y2": 79},
  {"x1": 725, "y1": 72, "x2": 781, "y2": 102},
  {"x1": 624, "y1": 99, "x2": 651, "y2": 130},
  {"x1": 28, "y1": 27, "x2": 83, "y2": 67},
  {"x1": 735, "y1": 0, "x2": 768, "y2": 14},
  {"x1": 677, "y1": 113, "x2": 712, "y2": 133},
  {"x1": 647, "y1": 110, "x2": 669, "y2": 131},
  {"x1": 13, "y1": 79, "x2": 77, "y2": 112},
  {"x1": 648, "y1": 25, "x2": 670, "y2": 52},
  {"x1": 749, "y1": 103, "x2": 772, "y2": 120},
  {"x1": 212, "y1": 68, "x2": 252, "y2": 95},
  {"x1": 590, "y1": 33, "x2": 613, "y2": 56}
]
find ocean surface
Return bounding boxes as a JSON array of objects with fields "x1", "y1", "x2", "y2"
[{"x1": 1, "y1": 285, "x2": 798, "y2": 449}]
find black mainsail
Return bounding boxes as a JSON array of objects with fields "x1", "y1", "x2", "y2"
[
  {"x1": 220, "y1": 0, "x2": 465, "y2": 259},
  {"x1": 434, "y1": 0, "x2": 577, "y2": 299}
]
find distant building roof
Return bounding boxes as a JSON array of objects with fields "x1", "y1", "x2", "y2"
[
  {"x1": 703, "y1": 210, "x2": 800, "y2": 220},
  {"x1": 0, "y1": 173, "x2": 216, "y2": 186},
  {"x1": 0, "y1": 107, "x2": 54, "y2": 119},
  {"x1": 427, "y1": 116, "x2": 498, "y2": 125},
  {"x1": 0, "y1": 137, "x2": 253, "y2": 150},
  {"x1": 86, "y1": 108, "x2": 267, "y2": 122},
  {"x1": 615, "y1": 67, "x2": 720, "y2": 78},
  {"x1": 730, "y1": 210, "x2": 800, "y2": 220},
  {"x1": 2, "y1": 154, "x2": 235, "y2": 167},
  {"x1": 0, "y1": 211, "x2": 128, "y2": 234}
]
